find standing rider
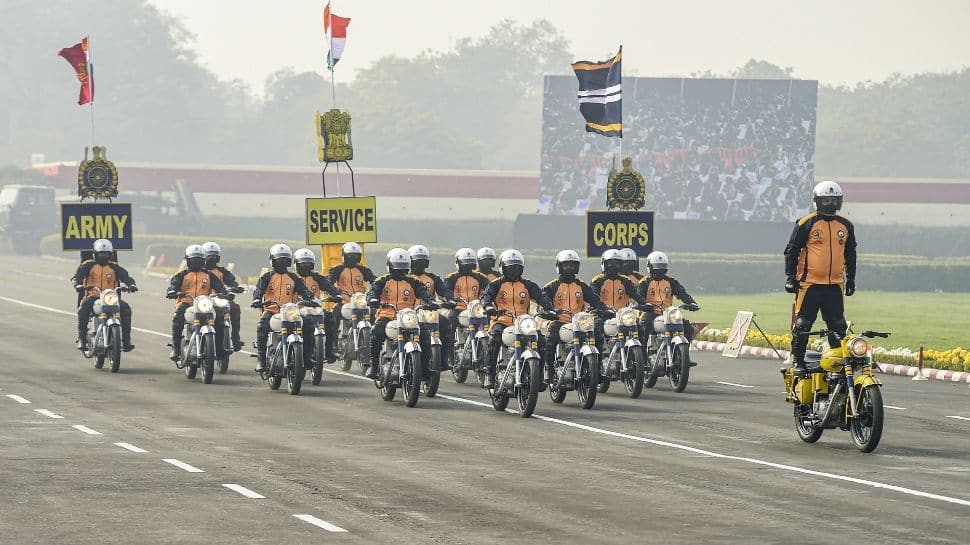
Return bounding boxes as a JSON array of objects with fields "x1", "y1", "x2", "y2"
[
  {"x1": 202, "y1": 241, "x2": 246, "y2": 351},
  {"x1": 784, "y1": 180, "x2": 857, "y2": 375},
  {"x1": 407, "y1": 245, "x2": 457, "y2": 369},
  {"x1": 251, "y1": 244, "x2": 317, "y2": 372},
  {"x1": 327, "y1": 242, "x2": 377, "y2": 358},
  {"x1": 480, "y1": 249, "x2": 555, "y2": 389},
  {"x1": 294, "y1": 248, "x2": 343, "y2": 365},
  {"x1": 476, "y1": 247, "x2": 501, "y2": 282},
  {"x1": 72, "y1": 238, "x2": 137, "y2": 352},
  {"x1": 620, "y1": 248, "x2": 644, "y2": 282},
  {"x1": 638, "y1": 251, "x2": 701, "y2": 346},
  {"x1": 166, "y1": 244, "x2": 227, "y2": 362}
]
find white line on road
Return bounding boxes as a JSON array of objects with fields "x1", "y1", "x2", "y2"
[
  {"x1": 222, "y1": 484, "x2": 266, "y2": 499},
  {"x1": 293, "y1": 514, "x2": 347, "y2": 533},
  {"x1": 34, "y1": 409, "x2": 64, "y2": 419},
  {"x1": 72, "y1": 424, "x2": 103, "y2": 435},
  {"x1": 884, "y1": 405, "x2": 908, "y2": 410},
  {"x1": 946, "y1": 415, "x2": 970, "y2": 421},
  {"x1": 5, "y1": 394, "x2": 31, "y2": 404},
  {"x1": 114, "y1": 442, "x2": 148, "y2": 453},
  {"x1": 716, "y1": 381, "x2": 755, "y2": 388},
  {"x1": 162, "y1": 458, "x2": 204, "y2": 473}
]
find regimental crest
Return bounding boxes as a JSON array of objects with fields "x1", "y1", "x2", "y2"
[
  {"x1": 77, "y1": 146, "x2": 119, "y2": 200},
  {"x1": 316, "y1": 109, "x2": 353, "y2": 162},
  {"x1": 606, "y1": 157, "x2": 645, "y2": 211}
]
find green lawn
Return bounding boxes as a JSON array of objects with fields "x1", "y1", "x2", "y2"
[{"x1": 690, "y1": 291, "x2": 968, "y2": 351}]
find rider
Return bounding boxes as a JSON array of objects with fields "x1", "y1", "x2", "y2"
[
  {"x1": 251, "y1": 244, "x2": 317, "y2": 372},
  {"x1": 202, "y1": 241, "x2": 246, "y2": 351},
  {"x1": 407, "y1": 245, "x2": 457, "y2": 369},
  {"x1": 476, "y1": 247, "x2": 501, "y2": 282},
  {"x1": 784, "y1": 180, "x2": 857, "y2": 375},
  {"x1": 480, "y1": 249, "x2": 555, "y2": 389},
  {"x1": 542, "y1": 250, "x2": 612, "y2": 384},
  {"x1": 365, "y1": 248, "x2": 435, "y2": 380},
  {"x1": 638, "y1": 251, "x2": 701, "y2": 346},
  {"x1": 444, "y1": 248, "x2": 489, "y2": 364},
  {"x1": 590, "y1": 249, "x2": 650, "y2": 311},
  {"x1": 72, "y1": 239, "x2": 137, "y2": 352},
  {"x1": 620, "y1": 248, "x2": 644, "y2": 282},
  {"x1": 294, "y1": 248, "x2": 343, "y2": 365},
  {"x1": 327, "y1": 241, "x2": 377, "y2": 358},
  {"x1": 166, "y1": 244, "x2": 228, "y2": 362}
]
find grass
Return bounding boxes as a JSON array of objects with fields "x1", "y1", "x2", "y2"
[{"x1": 690, "y1": 291, "x2": 968, "y2": 351}]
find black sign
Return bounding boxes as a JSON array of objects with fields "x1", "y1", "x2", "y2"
[
  {"x1": 585, "y1": 210, "x2": 653, "y2": 258},
  {"x1": 61, "y1": 203, "x2": 133, "y2": 251}
]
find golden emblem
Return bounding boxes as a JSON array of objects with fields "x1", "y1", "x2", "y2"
[
  {"x1": 77, "y1": 146, "x2": 119, "y2": 200},
  {"x1": 316, "y1": 109, "x2": 353, "y2": 162},
  {"x1": 606, "y1": 157, "x2": 645, "y2": 211}
]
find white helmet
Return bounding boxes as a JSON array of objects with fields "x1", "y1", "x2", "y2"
[
  {"x1": 386, "y1": 248, "x2": 411, "y2": 271},
  {"x1": 601, "y1": 248, "x2": 623, "y2": 271},
  {"x1": 202, "y1": 241, "x2": 221, "y2": 258},
  {"x1": 341, "y1": 242, "x2": 363, "y2": 256},
  {"x1": 293, "y1": 248, "x2": 316, "y2": 264},
  {"x1": 646, "y1": 251, "x2": 669, "y2": 270},
  {"x1": 620, "y1": 248, "x2": 638, "y2": 262},
  {"x1": 407, "y1": 245, "x2": 431, "y2": 261},
  {"x1": 455, "y1": 247, "x2": 477, "y2": 267},
  {"x1": 555, "y1": 249, "x2": 581, "y2": 273},
  {"x1": 812, "y1": 180, "x2": 844, "y2": 216},
  {"x1": 477, "y1": 247, "x2": 497, "y2": 261},
  {"x1": 185, "y1": 244, "x2": 205, "y2": 259},
  {"x1": 499, "y1": 249, "x2": 525, "y2": 271},
  {"x1": 93, "y1": 239, "x2": 113, "y2": 253},
  {"x1": 269, "y1": 243, "x2": 292, "y2": 261}
]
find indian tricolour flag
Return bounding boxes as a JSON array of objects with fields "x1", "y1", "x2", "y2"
[{"x1": 323, "y1": 2, "x2": 351, "y2": 71}]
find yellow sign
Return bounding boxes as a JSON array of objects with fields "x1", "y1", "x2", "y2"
[{"x1": 305, "y1": 196, "x2": 377, "y2": 245}]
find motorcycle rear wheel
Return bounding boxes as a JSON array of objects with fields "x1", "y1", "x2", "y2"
[
  {"x1": 201, "y1": 335, "x2": 215, "y2": 384},
  {"x1": 287, "y1": 344, "x2": 304, "y2": 395},
  {"x1": 380, "y1": 356, "x2": 397, "y2": 401},
  {"x1": 624, "y1": 346, "x2": 645, "y2": 399},
  {"x1": 108, "y1": 325, "x2": 122, "y2": 373},
  {"x1": 851, "y1": 386, "x2": 884, "y2": 453},
  {"x1": 669, "y1": 344, "x2": 690, "y2": 393},
  {"x1": 403, "y1": 353, "x2": 422, "y2": 407}
]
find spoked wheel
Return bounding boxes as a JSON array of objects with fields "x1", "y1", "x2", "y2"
[
  {"x1": 287, "y1": 344, "x2": 304, "y2": 395},
  {"x1": 624, "y1": 346, "x2": 645, "y2": 399},
  {"x1": 340, "y1": 335, "x2": 353, "y2": 371},
  {"x1": 89, "y1": 331, "x2": 105, "y2": 369},
  {"x1": 489, "y1": 366, "x2": 509, "y2": 411},
  {"x1": 379, "y1": 356, "x2": 397, "y2": 401},
  {"x1": 669, "y1": 344, "x2": 690, "y2": 393},
  {"x1": 311, "y1": 341, "x2": 325, "y2": 386},
  {"x1": 268, "y1": 350, "x2": 282, "y2": 390},
  {"x1": 597, "y1": 344, "x2": 615, "y2": 393},
  {"x1": 795, "y1": 409, "x2": 824, "y2": 443},
  {"x1": 201, "y1": 335, "x2": 216, "y2": 384},
  {"x1": 423, "y1": 346, "x2": 441, "y2": 397},
  {"x1": 851, "y1": 386, "x2": 884, "y2": 453},
  {"x1": 645, "y1": 350, "x2": 661, "y2": 388},
  {"x1": 549, "y1": 361, "x2": 567, "y2": 404},
  {"x1": 108, "y1": 326, "x2": 122, "y2": 373},
  {"x1": 402, "y1": 352, "x2": 422, "y2": 408},
  {"x1": 576, "y1": 355, "x2": 599, "y2": 410},
  {"x1": 517, "y1": 358, "x2": 542, "y2": 418},
  {"x1": 453, "y1": 337, "x2": 471, "y2": 384},
  {"x1": 357, "y1": 329, "x2": 371, "y2": 375}
]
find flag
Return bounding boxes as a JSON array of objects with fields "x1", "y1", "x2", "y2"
[
  {"x1": 58, "y1": 37, "x2": 94, "y2": 105},
  {"x1": 323, "y1": 2, "x2": 351, "y2": 71},
  {"x1": 572, "y1": 46, "x2": 622, "y2": 137}
]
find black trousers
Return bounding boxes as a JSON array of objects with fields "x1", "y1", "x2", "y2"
[
  {"x1": 77, "y1": 296, "x2": 132, "y2": 344},
  {"x1": 301, "y1": 312, "x2": 338, "y2": 364},
  {"x1": 255, "y1": 310, "x2": 273, "y2": 364},
  {"x1": 485, "y1": 323, "x2": 548, "y2": 375},
  {"x1": 172, "y1": 302, "x2": 226, "y2": 357},
  {"x1": 370, "y1": 317, "x2": 432, "y2": 369},
  {"x1": 790, "y1": 284, "x2": 847, "y2": 362},
  {"x1": 543, "y1": 320, "x2": 605, "y2": 373},
  {"x1": 227, "y1": 300, "x2": 242, "y2": 345}
]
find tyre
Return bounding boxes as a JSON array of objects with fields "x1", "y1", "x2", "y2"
[
  {"x1": 107, "y1": 325, "x2": 122, "y2": 373},
  {"x1": 201, "y1": 335, "x2": 215, "y2": 384},
  {"x1": 357, "y1": 328, "x2": 371, "y2": 375},
  {"x1": 669, "y1": 344, "x2": 690, "y2": 393},
  {"x1": 380, "y1": 355, "x2": 398, "y2": 401},
  {"x1": 312, "y1": 341, "x2": 325, "y2": 386},
  {"x1": 340, "y1": 334, "x2": 353, "y2": 370},
  {"x1": 287, "y1": 344, "x2": 304, "y2": 395},
  {"x1": 91, "y1": 329, "x2": 105, "y2": 369},
  {"x1": 851, "y1": 386, "x2": 884, "y2": 453},
  {"x1": 268, "y1": 350, "x2": 282, "y2": 390},
  {"x1": 518, "y1": 358, "x2": 541, "y2": 418},
  {"x1": 423, "y1": 345, "x2": 441, "y2": 398},
  {"x1": 549, "y1": 360, "x2": 567, "y2": 403},
  {"x1": 218, "y1": 356, "x2": 230, "y2": 374},
  {"x1": 624, "y1": 346, "x2": 645, "y2": 399},
  {"x1": 403, "y1": 352, "x2": 422, "y2": 408},
  {"x1": 597, "y1": 344, "x2": 615, "y2": 393},
  {"x1": 184, "y1": 339, "x2": 197, "y2": 379},
  {"x1": 795, "y1": 413, "x2": 824, "y2": 443},
  {"x1": 490, "y1": 368, "x2": 509, "y2": 412},
  {"x1": 576, "y1": 355, "x2": 599, "y2": 410},
  {"x1": 645, "y1": 350, "x2": 661, "y2": 389}
]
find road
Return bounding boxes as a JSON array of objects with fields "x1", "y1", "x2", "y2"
[{"x1": 0, "y1": 256, "x2": 968, "y2": 544}]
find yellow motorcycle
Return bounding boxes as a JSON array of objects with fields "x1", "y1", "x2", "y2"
[{"x1": 782, "y1": 328, "x2": 890, "y2": 453}]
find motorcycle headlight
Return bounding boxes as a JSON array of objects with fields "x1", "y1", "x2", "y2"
[
  {"x1": 282, "y1": 303, "x2": 302, "y2": 322},
  {"x1": 573, "y1": 312, "x2": 594, "y2": 332},
  {"x1": 652, "y1": 316, "x2": 666, "y2": 333},
  {"x1": 848, "y1": 338, "x2": 870, "y2": 358},
  {"x1": 618, "y1": 308, "x2": 638, "y2": 327},
  {"x1": 101, "y1": 290, "x2": 119, "y2": 306},
  {"x1": 301, "y1": 305, "x2": 323, "y2": 317},
  {"x1": 468, "y1": 300, "x2": 485, "y2": 319},
  {"x1": 212, "y1": 296, "x2": 230, "y2": 309},
  {"x1": 399, "y1": 309, "x2": 419, "y2": 329},
  {"x1": 517, "y1": 316, "x2": 538, "y2": 336},
  {"x1": 195, "y1": 296, "x2": 214, "y2": 314},
  {"x1": 350, "y1": 292, "x2": 368, "y2": 309},
  {"x1": 419, "y1": 308, "x2": 439, "y2": 323},
  {"x1": 665, "y1": 307, "x2": 684, "y2": 325}
]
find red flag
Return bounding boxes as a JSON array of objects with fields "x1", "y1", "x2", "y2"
[{"x1": 58, "y1": 37, "x2": 94, "y2": 105}]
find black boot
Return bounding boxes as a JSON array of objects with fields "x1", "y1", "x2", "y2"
[
  {"x1": 77, "y1": 326, "x2": 89, "y2": 351},
  {"x1": 484, "y1": 367, "x2": 496, "y2": 389},
  {"x1": 366, "y1": 353, "x2": 381, "y2": 379},
  {"x1": 169, "y1": 339, "x2": 182, "y2": 362},
  {"x1": 232, "y1": 335, "x2": 243, "y2": 352}
]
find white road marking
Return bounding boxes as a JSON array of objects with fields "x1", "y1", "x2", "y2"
[
  {"x1": 716, "y1": 381, "x2": 755, "y2": 388},
  {"x1": 72, "y1": 424, "x2": 102, "y2": 435},
  {"x1": 0, "y1": 296, "x2": 74, "y2": 317},
  {"x1": 115, "y1": 442, "x2": 148, "y2": 453},
  {"x1": 293, "y1": 514, "x2": 347, "y2": 533},
  {"x1": 162, "y1": 458, "x2": 204, "y2": 473},
  {"x1": 884, "y1": 405, "x2": 908, "y2": 410},
  {"x1": 35, "y1": 409, "x2": 64, "y2": 419},
  {"x1": 946, "y1": 415, "x2": 970, "y2": 421},
  {"x1": 222, "y1": 484, "x2": 266, "y2": 499},
  {"x1": 6, "y1": 394, "x2": 31, "y2": 404}
]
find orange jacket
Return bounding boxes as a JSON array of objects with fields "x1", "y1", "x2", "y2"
[{"x1": 785, "y1": 213, "x2": 857, "y2": 285}]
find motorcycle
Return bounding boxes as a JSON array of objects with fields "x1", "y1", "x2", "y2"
[
  {"x1": 782, "y1": 328, "x2": 889, "y2": 453},
  {"x1": 543, "y1": 309, "x2": 604, "y2": 410},
  {"x1": 488, "y1": 311, "x2": 548, "y2": 418},
  {"x1": 452, "y1": 299, "x2": 489, "y2": 386},
  {"x1": 211, "y1": 292, "x2": 236, "y2": 375},
  {"x1": 375, "y1": 303, "x2": 430, "y2": 408},
  {"x1": 300, "y1": 298, "x2": 329, "y2": 386},
  {"x1": 418, "y1": 305, "x2": 444, "y2": 398},
  {"x1": 81, "y1": 286, "x2": 129, "y2": 373},
  {"x1": 598, "y1": 306, "x2": 646, "y2": 398},
  {"x1": 174, "y1": 293, "x2": 222, "y2": 384},
  {"x1": 258, "y1": 300, "x2": 309, "y2": 395},
  {"x1": 645, "y1": 304, "x2": 697, "y2": 393},
  {"x1": 338, "y1": 291, "x2": 373, "y2": 375}
]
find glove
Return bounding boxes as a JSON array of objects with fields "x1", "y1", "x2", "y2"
[
  {"x1": 538, "y1": 310, "x2": 559, "y2": 321},
  {"x1": 686, "y1": 303, "x2": 700, "y2": 312},
  {"x1": 166, "y1": 291, "x2": 178, "y2": 300},
  {"x1": 638, "y1": 303, "x2": 655, "y2": 313},
  {"x1": 785, "y1": 276, "x2": 799, "y2": 294},
  {"x1": 75, "y1": 285, "x2": 86, "y2": 293},
  {"x1": 845, "y1": 279, "x2": 855, "y2": 297},
  {"x1": 368, "y1": 299, "x2": 380, "y2": 309},
  {"x1": 484, "y1": 306, "x2": 497, "y2": 317},
  {"x1": 441, "y1": 300, "x2": 457, "y2": 310},
  {"x1": 230, "y1": 286, "x2": 245, "y2": 294},
  {"x1": 221, "y1": 292, "x2": 235, "y2": 301},
  {"x1": 327, "y1": 296, "x2": 342, "y2": 304},
  {"x1": 127, "y1": 285, "x2": 139, "y2": 293},
  {"x1": 426, "y1": 301, "x2": 441, "y2": 311},
  {"x1": 251, "y1": 300, "x2": 264, "y2": 309},
  {"x1": 302, "y1": 300, "x2": 320, "y2": 308}
]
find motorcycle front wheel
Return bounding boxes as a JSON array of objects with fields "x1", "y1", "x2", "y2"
[
  {"x1": 490, "y1": 369, "x2": 509, "y2": 412},
  {"x1": 645, "y1": 349, "x2": 661, "y2": 388},
  {"x1": 380, "y1": 357, "x2": 397, "y2": 401},
  {"x1": 312, "y1": 341, "x2": 325, "y2": 386},
  {"x1": 340, "y1": 335, "x2": 353, "y2": 371},
  {"x1": 851, "y1": 386, "x2": 884, "y2": 453},
  {"x1": 549, "y1": 361, "x2": 567, "y2": 404},
  {"x1": 287, "y1": 344, "x2": 304, "y2": 395},
  {"x1": 402, "y1": 352, "x2": 422, "y2": 407},
  {"x1": 517, "y1": 358, "x2": 542, "y2": 418},
  {"x1": 268, "y1": 349, "x2": 282, "y2": 390},
  {"x1": 91, "y1": 330, "x2": 105, "y2": 369},
  {"x1": 669, "y1": 344, "x2": 690, "y2": 393},
  {"x1": 423, "y1": 346, "x2": 441, "y2": 398},
  {"x1": 624, "y1": 346, "x2": 645, "y2": 399},
  {"x1": 108, "y1": 325, "x2": 122, "y2": 373},
  {"x1": 357, "y1": 328, "x2": 371, "y2": 375},
  {"x1": 576, "y1": 354, "x2": 599, "y2": 410},
  {"x1": 201, "y1": 334, "x2": 216, "y2": 384}
]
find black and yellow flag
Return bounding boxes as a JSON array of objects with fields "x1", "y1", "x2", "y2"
[{"x1": 572, "y1": 46, "x2": 622, "y2": 137}]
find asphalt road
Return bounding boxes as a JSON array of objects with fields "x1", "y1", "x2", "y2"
[{"x1": 0, "y1": 256, "x2": 968, "y2": 544}]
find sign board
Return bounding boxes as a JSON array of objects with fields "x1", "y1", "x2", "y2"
[
  {"x1": 585, "y1": 210, "x2": 654, "y2": 258},
  {"x1": 305, "y1": 196, "x2": 377, "y2": 245},
  {"x1": 722, "y1": 311, "x2": 754, "y2": 358},
  {"x1": 61, "y1": 202, "x2": 133, "y2": 251}
]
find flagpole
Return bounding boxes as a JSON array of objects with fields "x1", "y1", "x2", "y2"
[
  {"x1": 87, "y1": 35, "x2": 95, "y2": 148},
  {"x1": 326, "y1": 2, "x2": 340, "y2": 194}
]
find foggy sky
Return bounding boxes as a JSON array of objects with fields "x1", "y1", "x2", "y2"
[{"x1": 148, "y1": 0, "x2": 970, "y2": 95}]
